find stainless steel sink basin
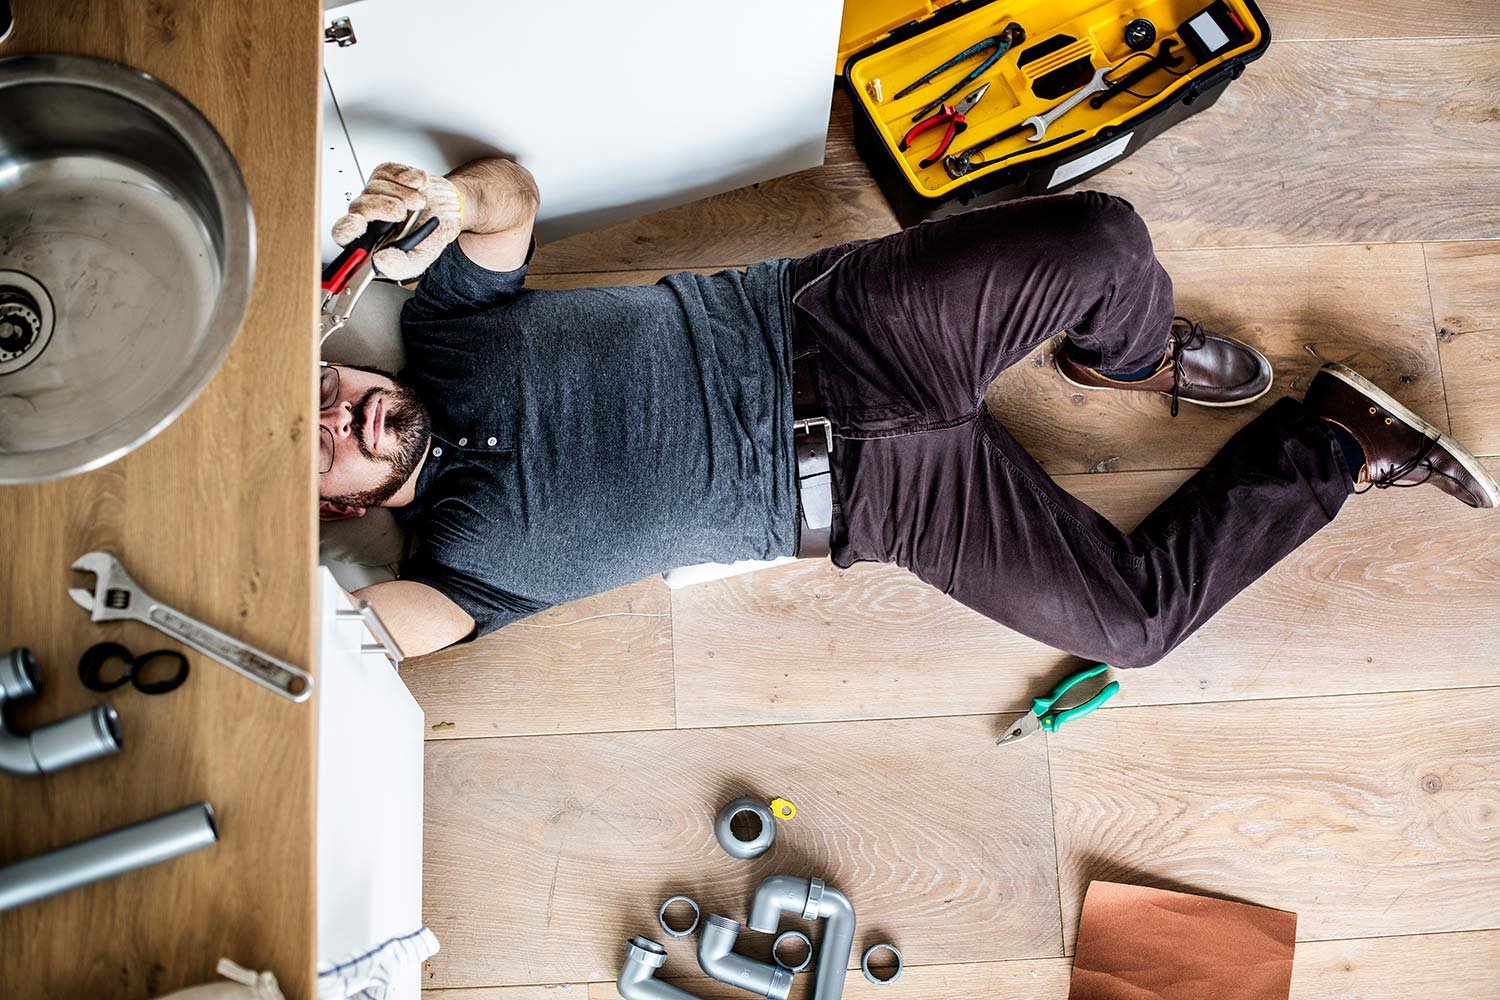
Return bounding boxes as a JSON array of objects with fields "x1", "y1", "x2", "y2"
[{"x1": 0, "y1": 55, "x2": 254, "y2": 484}]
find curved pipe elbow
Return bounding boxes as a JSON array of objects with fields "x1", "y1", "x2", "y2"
[
  {"x1": 0, "y1": 648, "x2": 122, "y2": 777},
  {"x1": 747, "y1": 873, "x2": 813, "y2": 933},
  {"x1": 816, "y1": 884, "x2": 854, "y2": 924},
  {"x1": 618, "y1": 937, "x2": 710, "y2": 1000},
  {"x1": 0, "y1": 728, "x2": 40, "y2": 775},
  {"x1": 812, "y1": 886, "x2": 856, "y2": 1000},
  {"x1": 697, "y1": 915, "x2": 792, "y2": 1000},
  {"x1": 747, "y1": 876, "x2": 856, "y2": 1000}
]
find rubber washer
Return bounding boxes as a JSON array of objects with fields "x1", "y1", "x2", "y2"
[
  {"x1": 657, "y1": 895, "x2": 701, "y2": 938},
  {"x1": 772, "y1": 930, "x2": 814, "y2": 973},
  {"x1": 861, "y1": 943, "x2": 904, "y2": 985}
]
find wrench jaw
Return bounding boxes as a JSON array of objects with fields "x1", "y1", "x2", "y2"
[
  {"x1": 68, "y1": 551, "x2": 144, "y2": 623},
  {"x1": 67, "y1": 586, "x2": 97, "y2": 615}
]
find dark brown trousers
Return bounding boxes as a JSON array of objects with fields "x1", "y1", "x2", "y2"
[{"x1": 787, "y1": 191, "x2": 1352, "y2": 669}]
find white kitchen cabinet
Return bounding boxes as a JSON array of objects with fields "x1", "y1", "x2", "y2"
[
  {"x1": 319, "y1": 0, "x2": 844, "y2": 261},
  {"x1": 316, "y1": 569, "x2": 426, "y2": 1000}
]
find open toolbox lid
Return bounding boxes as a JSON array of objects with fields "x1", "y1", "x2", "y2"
[
  {"x1": 837, "y1": 0, "x2": 965, "y2": 68},
  {"x1": 841, "y1": 0, "x2": 1269, "y2": 198}
]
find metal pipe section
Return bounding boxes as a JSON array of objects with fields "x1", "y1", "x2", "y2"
[
  {"x1": 714, "y1": 796, "x2": 776, "y2": 860},
  {"x1": 617, "y1": 936, "x2": 711, "y2": 1000},
  {"x1": 697, "y1": 914, "x2": 793, "y2": 1000},
  {"x1": 0, "y1": 646, "x2": 121, "y2": 776},
  {"x1": 748, "y1": 875, "x2": 856, "y2": 1000},
  {"x1": 0, "y1": 802, "x2": 217, "y2": 912}
]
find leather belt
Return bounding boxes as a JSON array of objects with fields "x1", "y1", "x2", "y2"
[{"x1": 792, "y1": 350, "x2": 833, "y2": 559}]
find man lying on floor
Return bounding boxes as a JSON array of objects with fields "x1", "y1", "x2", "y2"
[{"x1": 319, "y1": 158, "x2": 1497, "y2": 659}]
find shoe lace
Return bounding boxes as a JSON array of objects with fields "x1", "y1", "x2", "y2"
[
  {"x1": 1354, "y1": 433, "x2": 1438, "y2": 495},
  {"x1": 1167, "y1": 317, "x2": 1207, "y2": 417}
]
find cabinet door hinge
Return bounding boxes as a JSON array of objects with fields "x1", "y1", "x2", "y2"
[{"x1": 324, "y1": 16, "x2": 356, "y2": 47}]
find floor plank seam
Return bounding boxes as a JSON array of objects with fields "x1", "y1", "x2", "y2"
[
  {"x1": 419, "y1": 679, "x2": 1500, "y2": 742},
  {"x1": 668, "y1": 591, "x2": 681, "y2": 730},
  {"x1": 1272, "y1": 35, "x2": 1500, "y2": 43},
  {"x1": 1421, "y1": 243, "x2": 1459, "y2": 435},
  {"x1": 1043, "y1": 736, "x2": 1070, "y2": 959},
  {"x1": 529, "y1": 238, "x2": 1500, "y2": 279},
  {"x1": 419, "y1": 926, "x2": 1500, "y2": 993}
]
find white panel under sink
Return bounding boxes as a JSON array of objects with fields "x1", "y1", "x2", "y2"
[
  {"x1": 321, "y1": 73, "x2": 368, "y2": 263},
  {"x1": 319, "y1": 0, "x2": 843, "y2": 253},
  {"x1": 317, "y1": 570, "x2": 425, "y2": 1000}
]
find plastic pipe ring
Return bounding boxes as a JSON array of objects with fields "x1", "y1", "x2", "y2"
[
  {"x1": 772, "y1": 930, "x2": 814, "y2": 973},
  {"x1": 714, "y1": 797, "x2": 777, "y2": 860},
  {"x1": 802, "y1": 877, "x2": 825, "y2": 921},
  {"x1": 861, "y1": 943, "x2": 904, "y2": 985},
  {"x1": 657, "y1": 895, "x2": 701, "y2": 938}
]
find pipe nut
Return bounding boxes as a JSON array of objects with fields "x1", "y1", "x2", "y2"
[
  {"x1": 861, "y1": 943, "x2": 904, "y2": 985},
  {"x1": 772, "y1": 930, "x2": 814, "y2": 973},
  {"x1": 714, "y1": 796, "x2": 776, "y2": 860},
  {"x1": 658, "y1": 895, "x2": 701, "y2": 938},
  {"x1": 802, "y1": 876, "x2": 825, "y2": 921},
  {"x1": 625, "y1": 936, "x2": 668, "y2": 970}
]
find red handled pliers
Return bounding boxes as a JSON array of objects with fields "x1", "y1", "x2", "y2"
[{"x1": 899, "y1": 83, "x2": 990, "y2": 169}]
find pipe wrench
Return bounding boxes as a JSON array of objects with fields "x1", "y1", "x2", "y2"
[
  {"x1": 69, "y1": 552, "x2": 313, "y2": 703},
  {"x1": 1023, "y1": 66, "x2": 1113, "y2": 142}
]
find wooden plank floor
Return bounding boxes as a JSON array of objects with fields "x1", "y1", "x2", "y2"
[{"x1": 414, "y1": 4, "x2": 1500, "y2": 995}]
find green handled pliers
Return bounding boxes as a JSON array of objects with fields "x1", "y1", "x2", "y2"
[{"x1": 996, "y1": 663, "x2": 1119, "y2": 746}]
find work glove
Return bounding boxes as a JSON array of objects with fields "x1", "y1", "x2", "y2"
[{"x1": 331, "y1": 162, "x2": 463, "y2": 281}]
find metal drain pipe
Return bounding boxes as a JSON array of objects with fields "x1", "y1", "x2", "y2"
[
  {"x1": 748, "y1": 875, "x2": 856, "y2": 1000},
  {"x1": 0, "y1": 647, "x2": 121, "y2": 776},
  {"x1": 617, "y1": 937, "x2": 711, "y2": 1000},
  {"x1": 697, "y1": 914, "x2": 793, "y2": 1000},
  {"x1": 0, "y1": 802, "x2": 217, "y2": 912}
]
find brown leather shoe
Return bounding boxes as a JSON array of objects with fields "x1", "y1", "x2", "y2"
[
  {"x1": 1304, "y1": 362, "x2": 1498, "y2": 509},
  {"x1": 1055, "y1": 317, "x2": 1274, "y2": 416}
]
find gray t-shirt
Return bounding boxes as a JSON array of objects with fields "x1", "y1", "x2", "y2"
[{"x1": 393, "y1": 241, "x2": 797, "y2": 638}]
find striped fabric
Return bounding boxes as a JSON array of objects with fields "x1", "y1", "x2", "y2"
[{"x1": 317, "y1": 926, "x2": 439, "y2": 1000}]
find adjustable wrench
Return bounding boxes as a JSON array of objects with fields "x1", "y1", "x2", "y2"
[
  {"x1": 69, "y1": 552, "x2": 313, "y2": 703},
  {"x1": 1023, "y1": 66, "x2": 1113, "y2": 142}
]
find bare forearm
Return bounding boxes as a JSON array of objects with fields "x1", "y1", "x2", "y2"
[
  {"x1": 446, "y1": 158, "x2": 539, "y2": 236},
  {"x1": 353, "y1": 580, "x2": 476, "y2": 658}
]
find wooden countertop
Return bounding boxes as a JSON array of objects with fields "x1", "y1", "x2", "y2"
[{"x1": 0, "y1": 2, "x2": 321, "y2": 997}]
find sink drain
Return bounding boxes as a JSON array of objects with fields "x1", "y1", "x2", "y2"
[{"x1": 0, "y1": 271, "x2": 55, "y2": 376}]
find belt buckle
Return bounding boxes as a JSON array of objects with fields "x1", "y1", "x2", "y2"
[{"x1": 793, "y1": 416, "x2": 833, "y2": 453}]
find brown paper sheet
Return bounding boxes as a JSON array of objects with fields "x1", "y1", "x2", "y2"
[{"x1": 1068, "y1": 881, "x2": 1297, "y2": 1000}]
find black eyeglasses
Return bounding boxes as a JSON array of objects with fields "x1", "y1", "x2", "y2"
[{"x1": 319, "y1": 364, "x2": 339, "y2": 474}]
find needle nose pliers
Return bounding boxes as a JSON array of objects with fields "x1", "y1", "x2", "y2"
[{"x1": 900, "y1": 83, "x2": 989, "y2": 169}]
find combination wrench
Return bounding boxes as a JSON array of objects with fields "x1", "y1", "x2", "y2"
[
  {"x1": 1023, "y1": 65, "x2": 1114, "y2": 142},
  {"x1": 69, "y1": 551, "x2": 313, "y2": 702}
]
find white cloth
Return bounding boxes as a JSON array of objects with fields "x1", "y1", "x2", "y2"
[{"x1": 317, "y1": 927, "x2": 440, "y2": 1000}]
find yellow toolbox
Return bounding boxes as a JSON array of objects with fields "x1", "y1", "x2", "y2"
[{"x1": 838, "y1": 0, "x2": 1270, "y2": 225}]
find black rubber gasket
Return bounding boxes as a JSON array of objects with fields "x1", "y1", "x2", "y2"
[
  {"x1": 78, "y1": 642, "x2": 135, "y2": 692},
  {"x1": 78, "y1": 643, "x2": 190, "y2": 695},
  {"x1": 131, "y1": 650, "x2": 190, "y2": 695}
]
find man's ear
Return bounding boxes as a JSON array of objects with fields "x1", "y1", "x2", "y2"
[{"x1": 319, "y1": 500, "x2": 367, "y2": 522}]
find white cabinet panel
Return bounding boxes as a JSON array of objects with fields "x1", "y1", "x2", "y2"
[
  {"x1": 321, "y1": 72, "x2": 368, "y2": 263},
  {"x1": 321, "y1": 0, "x2": 843, "y2": 248},
  {"x1": 317, "y1": 570, "x2": 425, "y2": 1000}
]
